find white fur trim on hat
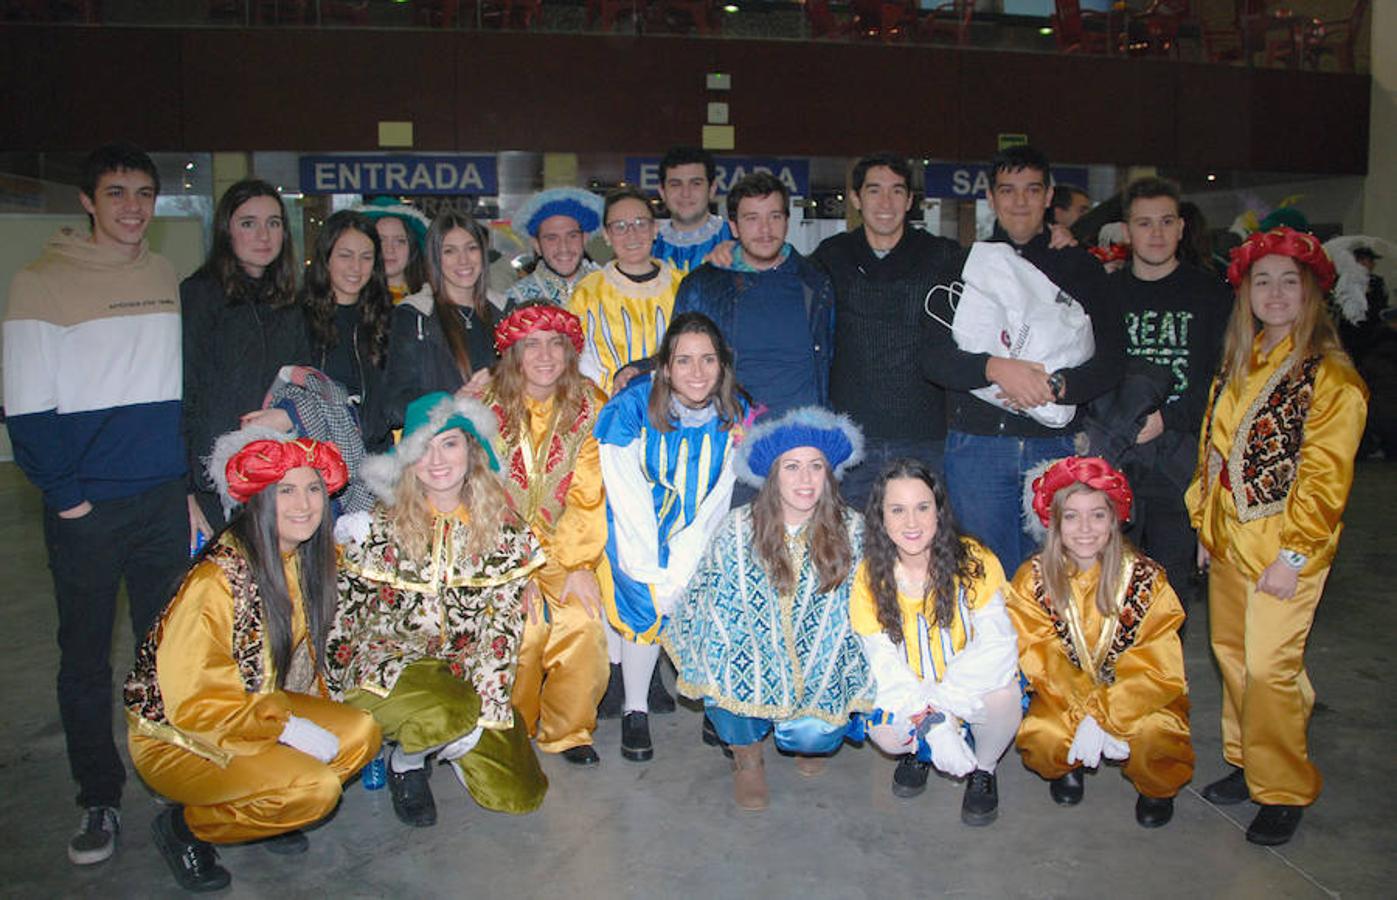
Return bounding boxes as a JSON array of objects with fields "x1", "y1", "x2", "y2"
[
  {"x1": 206, "y1": 425, "x2": 303, "y2": 518},
  {"x1": 1021, "y1": 456, "x2": 1062, "y2": 543},
  {"x1": 733, "y1": 406, "x2": 866, "y2": 489},
  {"x1": 361, "y1": 394, "x2": 503, "y2": 505}
]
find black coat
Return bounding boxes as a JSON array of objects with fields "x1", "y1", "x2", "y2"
[{"x1": 380, "y1": 288, "x2": 499, "y2": 433}]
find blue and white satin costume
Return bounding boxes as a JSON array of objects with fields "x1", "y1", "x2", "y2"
[
  {"x1": 595, "y1": 375, "x2": 746, "y2": 644},
  {"x1": 652, "y1": 215, "x2": 731, "y2": 274},
  {"x1": 662, "y1": 506, "x2": 874, "y2": 753}
]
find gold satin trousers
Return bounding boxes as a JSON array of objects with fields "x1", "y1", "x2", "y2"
[
  {"x1": 511, "y1": 594, "x2": 609, "y2": 753},
  {"x1": 1209, "y1": 558, "x2": 1326, "y2": 805},
  {"x1": 130, "y1": 692, "x2": 380, "y2": 844}
]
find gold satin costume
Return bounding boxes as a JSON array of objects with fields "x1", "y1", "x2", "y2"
[
  {"x1": 128, "y1": 555, "x2": 380, "y2": 843},
  {"x1": 1008, "y1": 555, "x2": 1194, "y2": 799},
  {"x1": 500, "y1": 389, "x2": 612, "y2": 753},
  {"x1": 1186, "y1": 337, "x2": 1368, "y2": 805},
  {"x1": 565, "y1": 259, "x2": 683, "y2": 394}
]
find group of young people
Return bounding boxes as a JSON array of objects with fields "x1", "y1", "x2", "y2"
[{"x1": 2, "y1": 141, "x2": 1367, "y2": 893}]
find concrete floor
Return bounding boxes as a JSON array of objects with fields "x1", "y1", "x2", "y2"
[{"x1": 1, "y1": 461, "x2": 1393, "y2": 899}]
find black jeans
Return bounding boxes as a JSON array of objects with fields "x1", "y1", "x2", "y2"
[{"x1": 42, "y1": 478, "x2": 189, "y2": 809}]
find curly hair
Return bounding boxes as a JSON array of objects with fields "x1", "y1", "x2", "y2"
[
  {"x1": 749, "y1": 461, "x2": 852, "y2": 596},
  {"x1": 862, "y1": 458, "x2": 982, "y2": 645},
  {"x1": 301, "y1": 210, "x2": 392, "y2": 368},
  {"x1": 489, "y1": 303, "x2": 590, "y2": 446},
  {"x1": 388, "y1": 434, "x2": 515, "y2": 560}
]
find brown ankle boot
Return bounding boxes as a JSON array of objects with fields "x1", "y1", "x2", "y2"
[
  {"x1": 794, "y1": 755, "x2": 827, "y2": 778},
  {"x1": 730, "y1": 743, "x2": 768, "y2": 811}
]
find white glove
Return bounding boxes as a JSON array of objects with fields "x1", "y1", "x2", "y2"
[
  {"x1": 1101, "y1": 731, "x2": 1131, "y2": 762},
  {"x1": 1067, "y1": 715, "x2": 1106, "y2": 769},
  {"x1": 924, "y1": 682, "x2": 987, "y2": 724},
  {"x1": 279, "y1": 714, "x2": 340, "y2": 763},
  {"x1": 926, "y1": 720, "x2": 978, "y2": 777},
  {"x1": 334, "y1": 510, "x2": 372, "y2": 546}
]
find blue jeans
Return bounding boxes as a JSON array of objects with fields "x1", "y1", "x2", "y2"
[
  {"x1": 943, "y1": 430, "x2": 1076, "y2": 576},
  {"x1": 840, "y1": 437, "x2": 946, "y2": 515},
  {"x1": 704, "y1": 703, "x2": 849, "y2": 755}
]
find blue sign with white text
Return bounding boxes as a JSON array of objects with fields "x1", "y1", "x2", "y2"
[
  {"x1": 625, "y1": 157, "x2": 811, "y2": 197},
  {"x1": 924, "y1": 163, "x2": 1090, "y2": 200},
  {"x1": 299, "y1": 155, "x2": 499, "y2": 195}
]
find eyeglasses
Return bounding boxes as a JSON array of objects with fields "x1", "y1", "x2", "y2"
[{"x1": 605, "y1": 217, "x2": 655, "y2": 235}]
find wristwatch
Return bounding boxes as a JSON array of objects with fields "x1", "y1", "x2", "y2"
[{"x1": 1047, "y1": 371, "x2": 1066, "y2": 401}]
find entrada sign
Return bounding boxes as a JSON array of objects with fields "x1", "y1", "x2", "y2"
[
  {"x1": 299, "y1": 155, "x2": 499, "y2": 195},
  {"x1": 625, "y1": 156, "x2": 811, "y2": 197}
]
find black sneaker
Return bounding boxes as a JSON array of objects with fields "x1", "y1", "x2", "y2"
[
  {"x1": 1049, "y1": 768, "x2": 1085, "y2": 806},
  {"x1": 388, "y1": 765, "x2": 437, "y2": 827},
  {"x1": 1135, "y1": 794, "x2": 1175, "y2": 828},
  {"x1": 256, "y1": 829, "x2": 309, "y2": 854},
  {"x1": 151, "y1": 806, "x2": 231, "y2": 893},
  {"x1": 68, "y1": 806, "x2": 119, "y2": 865},
  {"x1": 647, "y1": 665, "x2": 676, "y2": 714},
  {"x1": 1201, "y1": 767, "x2": 1250, "y2": 805},
  {"x1": 621, "y1": 711, "x2": 654, "y2": 762},
  {"x1": 1246, "y1": 804, "x2": 1303, "y2": 846},
  {"x1": 891, "y1": 755, "x2": 931, "y2": 798},
  {"x1": 560, "y1": 745, "x2": 601, "y2": 766},
  {"x1": 961, "y1": 770, "x2": 999, "y2": 826},
  {"x1": 597, "y1": 664, "x2": 624, "y2": 720}
]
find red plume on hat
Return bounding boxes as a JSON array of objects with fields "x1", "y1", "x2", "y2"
[
  {"x1": 1031, "y1": 456, "x2": 1133, "y2": 528},
  {"x1": 224, "y1": 437, "x2": 348, "y2": 504},
  {"x1": 1227, "y1": 227, "x2": 1337, "y2": 293},
  {"x1": 493, "y1": 303, "x2": 584, "y2": 356}
]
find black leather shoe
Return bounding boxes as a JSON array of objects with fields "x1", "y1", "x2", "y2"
[
  {"x1": 597, "y1": 664, "x2": 624, "y2": 720},
  {"x1": 388, "y1": 766, "x2": 437, "y2": 827},
  {"x1": 961, "y1": 770, "x2": 999, "y2": 826},
  {"x1": 560, "y1": 745, "x2": 601, "y2": 766},
  {"x1": 151, "y1": 806, "x2": 231, "y2": 893},
  {"x1": 1246, "y1": 804, "x2": 1303, "y2": 846},
  {"x1": 1135, "y1": 794, "x2": 1175, "y2": 828},
  {"x1": 647, "y1": 666, "x2": 676, "y2": 714},
  {"x1": 891, "y1": 755, "x2": 931, "y2": 798},
  {"x1": 258, "y1": 829, "x2": 308, "y2": 854},
  {"x1": 621, "y1": 711, "x2": 654, "y2": 762},
  {"x1": 1050, "y1": 768, "x2": 1085, "y2": 806},
  {"x1": 1202, "y1": 767, "x2": 1251, "y2": 805}
]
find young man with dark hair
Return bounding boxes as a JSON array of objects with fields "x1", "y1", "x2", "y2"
[
  {"x1": 652, "y1": 145, "x2": 732, "y2": 273},
  {"x1": 923, "y1": 144, "x2": 1124, "y2": 575},
  {"x1": 1050, "y1": 182, "x2": 1091, "y2": 230},
  {"x1": 674, "y1": 171, "x2": 833, "y2": 421},
  {"x1": 1111, "y1": 175, "x2": 1230, "y2": 600},
  {"x1": 811, "y1": 153, "x2": 963, "y2": 509},
  {"x1": 4, "y1": 142, "x2": 195, "y2": 865}
]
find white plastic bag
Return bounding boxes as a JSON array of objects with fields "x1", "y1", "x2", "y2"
[{"x1": 925, "y1": 243, "x2": 1095, "y2": 428}]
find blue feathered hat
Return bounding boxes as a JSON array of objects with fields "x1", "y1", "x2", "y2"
[
  {"x1": 734, "y1": 406, "x2": 865, "y2": 488},
  {"x1": 511, "y1": 188, "x2": 604, "y2": 238}
]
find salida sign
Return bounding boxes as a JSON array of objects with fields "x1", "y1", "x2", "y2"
[
  {"x1": 924, "y1": 163, "x2": 1090, "y2": 200},
  {"x1": 299, "y1": 155, "x2": 499, "y2": 195},
  {"x1": 625, "y1": 157, "x2": 810, "y2": 197}
]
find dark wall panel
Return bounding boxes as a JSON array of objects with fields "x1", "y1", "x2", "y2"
[
  {"x1": 0, "y1": 25, "x2": 1370, "y2": 176},
  {"x1": 2, "y1": 28, "x2": 184, "y2": 151},
  {"x1": 181, "y1": 30, "x2": 460, "y2": 151}
]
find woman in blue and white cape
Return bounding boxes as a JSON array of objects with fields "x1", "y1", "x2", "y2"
[{"x1": 662, "y1": 407, "x2": 873, "y2": 811}]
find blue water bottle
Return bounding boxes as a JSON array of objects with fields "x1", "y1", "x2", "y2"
[{"x1": 361, "y1": 752, "x2": 387, "y2": 790}]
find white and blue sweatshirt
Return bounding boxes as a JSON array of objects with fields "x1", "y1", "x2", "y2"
[{"x1": 3, "y1": 228, "x2": 186, "y2": 510}]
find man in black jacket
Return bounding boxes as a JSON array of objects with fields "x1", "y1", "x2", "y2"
[
  {"x1": 1111, "y1": 176, "x2": 1230, "y2": 602},
  {"x1": 923, "y1": 145, "x2": 1124, "y2": 575},
  {"x1": 812, "y1": 153, "x2": 963, "y2": 509}
]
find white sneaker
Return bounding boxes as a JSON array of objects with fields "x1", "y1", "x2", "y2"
[{"x1": 68, "y1": 806, "x2": 119, "y2": 865}]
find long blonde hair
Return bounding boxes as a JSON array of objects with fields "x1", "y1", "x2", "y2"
[
  {"x1": 1220, "y1": 263, "x2": 1346, "y2": 385},
  {"x1": 388, "y1": 435, "x2": 513, "y2": 559},
  {"x1": 1040, "y1": 483, "x2": 1126, "y2": 617},
  {"x1": 491, "y1": 336, "x2": 590, "y2": 445}
]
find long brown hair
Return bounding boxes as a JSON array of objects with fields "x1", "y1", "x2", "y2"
[
  {"x1": 388, "y1": 433, "x2": 514, "y2": 559},
  {"x1": 300, "y1": 210, "x2": 392, "y2": 367},
  {"x1": 1040, "y1": 482, "x2": 1126, "y2": 617},
  {"x1": 203, "y1": 178, "x2": 298, "y2": 307},
  {"x1": 425, "y1": 211, "x2": 494, "y2": 379},
  {"x1": 861, "y1": 459, "x2": 981, "y2": 645},
  {"x1": 1220, "y1": 262, "x2": 1346, "y2": 385},
  {"x1": 490, "y1": 306, "x2": 590, "y2": 445},
  {"x1": 646, "y1": 312, "x2": 745, "y2": 433},
  {"x1": 750, "y1": 460, "x2": 852, "y2": 596}
]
